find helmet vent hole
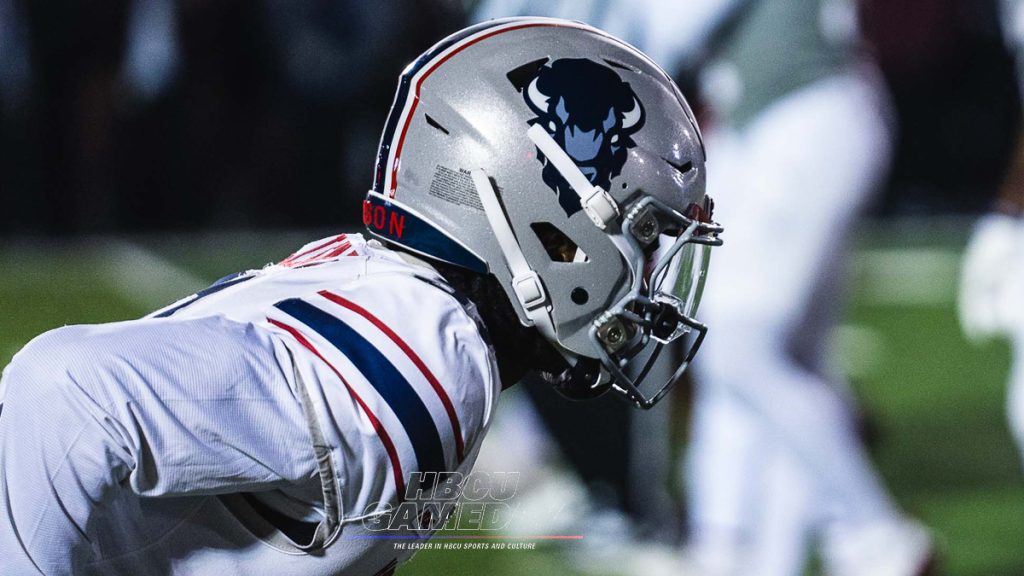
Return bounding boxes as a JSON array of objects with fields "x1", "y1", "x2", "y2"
[
  {"x1": 664, "y1": 158, "x2": 693, "y2": 175},
  {"x1": 571, "y1": 288, "x2": 589, "y2": 305},
  {"x1": 424, "y1": 114, "x2": 450, "y2": 135},
  {"x1": 506, "y1": 57, "x2": 550, "y2": 91},
  {"x1": 531, "y1": 222, "x2": 588, "y2": 263}
]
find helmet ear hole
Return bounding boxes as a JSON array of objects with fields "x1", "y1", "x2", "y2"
[
  {"x1": 530, "y1": 222, "x2": 588, "y2": 263},
  {"x1": 571, "y1": 288, "x2": 589, "y2": 304}
]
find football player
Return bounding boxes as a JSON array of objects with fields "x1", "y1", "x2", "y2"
[
  {"x1": 682, "y1": 1, "x2": 934, "y2": 575},
  {"x1": 0, "y1": 17, "x2": 721, "y2": 575},
  {"x1": 959, "y1": 0, "x2": 1024, "y2": 467}
]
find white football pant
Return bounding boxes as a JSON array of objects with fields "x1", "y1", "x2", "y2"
[{"x1": 686, "y1": 70, "x2": 904, "y2": 576}]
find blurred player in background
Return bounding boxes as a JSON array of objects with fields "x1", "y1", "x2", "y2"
[
  {"x1": 680, "y1": 2, "x2": 934, "y2": 575},
  {"x1": 476, "y1": 2, "x2": 934, "y2": 575},
  {"x1": 959, "y1": 0, "x2": 1024, "y2": 468},
  {"x1": 0, "y1": 18, "x2": 722, "y2": 575}
]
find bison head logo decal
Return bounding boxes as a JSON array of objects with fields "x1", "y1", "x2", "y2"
[{"x1": 513, "y1": 58, "x2": 645, "y2": 216}]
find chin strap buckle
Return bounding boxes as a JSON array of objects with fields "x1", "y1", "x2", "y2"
[
  {"x1": 512, "y1": 270, "x2": 547, "y2": 312},
  {"x1": 580, "y1": 186, "x2": 620, "y2": 230},
  {"x1": 471, "y1": 168, "x2": 571, "y2": 362}
]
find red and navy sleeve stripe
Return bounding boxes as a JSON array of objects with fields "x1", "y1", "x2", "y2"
[
  {"x1": 274, "y1": 298, "x2": 447, "y2": 488},
  {"x1": 267, "y1": 317, "x2": 408, "y2": 498},
  {"x1": 319, "y1": 290, "x2": 466, "y2": 462}
]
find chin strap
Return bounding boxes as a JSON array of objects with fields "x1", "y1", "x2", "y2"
[
  {"x1": 470, "y1": 169, "x2": 570, "y2": 361},
  {"x1": 527, "y1": 124, "x2": 620, "y2": 230},
  {"x1": 526, "y1": 124, "x2": 640, "y2": 283}
]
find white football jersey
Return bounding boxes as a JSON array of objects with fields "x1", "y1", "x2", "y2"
[
  {"x1": 73, "y1": 233, "x2": 501, "y2": 575},
  {"x1": 152, "y1": 233, "x2": 499, "y2": 514}
]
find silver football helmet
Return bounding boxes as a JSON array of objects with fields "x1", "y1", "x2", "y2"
[{"x1": 364, "y1": 17, "x2": 722, "y2": 409}]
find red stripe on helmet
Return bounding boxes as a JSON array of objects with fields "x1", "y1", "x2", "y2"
[{"x1": 388, "y1": 22, "x2": 575, "y2": 198}]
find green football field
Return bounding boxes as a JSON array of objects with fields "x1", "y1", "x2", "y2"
[{"x1": 1, "y1": 221, "x2": 1021, "y2": 575}]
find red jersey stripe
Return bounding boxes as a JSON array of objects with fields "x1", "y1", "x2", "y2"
[
  {"x1": 318, "y1": 290, "x2": 466, "y2": 462},
  {"x1": 268, "y1": 317, "x2": 407, "y2": 499},
  {"x1": 281, "y1": 234, "x2": 348, "y2": 265},
  {"x1": 323, "y1": 241, "x2": 354, "y2": 260}
]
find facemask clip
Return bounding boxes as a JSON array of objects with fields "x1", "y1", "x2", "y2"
[{"x1": 650, "y1": 295, "x2": 688, "y2": 343}]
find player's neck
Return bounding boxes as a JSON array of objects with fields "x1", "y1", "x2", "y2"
[{"x1": 425, "y1": 258, "x2": 565, "y2": 389}]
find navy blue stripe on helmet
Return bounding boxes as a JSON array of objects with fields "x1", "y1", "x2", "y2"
[
  {"x1": 274, "y1": 298, "x2": 447, "y2": 480},
  {"x1": 372, "y1": 19, "x2": 512, "y2": 194},
  {"x1": 363, "y1": 192, "x2": 488, "y2": 273}
]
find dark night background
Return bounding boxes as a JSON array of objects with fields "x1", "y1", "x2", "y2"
[{"x1": 0, "y1": 0, "x2": 1018, "y2": 234}]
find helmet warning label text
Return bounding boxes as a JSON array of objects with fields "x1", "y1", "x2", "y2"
[{"x1": 428, "y1": 165, "x2": 483, "y2": 211}]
